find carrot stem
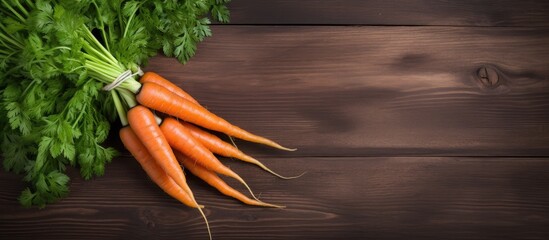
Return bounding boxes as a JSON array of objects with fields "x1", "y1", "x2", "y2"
[
  {"x1": 118, "y1": 88, "x2": 137, "y2": 108},
  {"x1": 111, "y1": 91, "x2": 127, "y2": 126},
  {"x1": 82, "y1": 25, "x2": 118, "y2": 65}
]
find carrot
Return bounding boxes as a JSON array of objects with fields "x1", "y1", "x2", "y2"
[
  {"x1": 126, "y1": 105, "x2": 192, "y2": 196},
  {"x1": 159, "y1": 117, "x2": 260, "y2": 200},
  {"x1": 119, "y1": 126, "x2": 199, "y2": 208},
  {"x1": 175, "y1": 151, "x2": 284, "y2": 208},
  {"x1": 136, "y1": 82, "x2": 295, "y2": 151},
  {"x1": 140, "y1": 72, "x2": 201, "y2": 105},
  {"x1": 179, "y1": 121, "x2": 303, "y2": 179},
  {"x1": 119, "y1": 126, "x2": 212, "y2": 240}
]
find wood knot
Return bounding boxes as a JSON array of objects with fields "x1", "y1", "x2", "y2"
[
  {"x1": 477, "y1": 66, "x2": 500, "y2": 89},
  {"x1": 138, "y1": 208, "x2": 157, "y2": 229}
]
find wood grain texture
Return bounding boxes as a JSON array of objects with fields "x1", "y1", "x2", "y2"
[
  {"x1": 145, "y1": 26, "x2": 549, "y2": 157},
  {"x1": 1, "y1": 156, "x2": 549, "y2": 240},
  {"x1": 225, "y1": 0, "x2": 549, "y2": 26},
  {"x1": 3, "y1": 2, "x2": 549, "y2": 240}
]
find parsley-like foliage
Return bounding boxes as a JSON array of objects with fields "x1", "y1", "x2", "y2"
[{"x1": 0, "y1": 0, "x2": 230, "y2": 207}]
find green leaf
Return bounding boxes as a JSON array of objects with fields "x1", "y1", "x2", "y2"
[
  {"x1": 62, "y1": 143, "x2": 76, "y2": 161},
  {"x1": 2, "y1": 85, "x2": 21, "y2": 100},
  {"x1": 35, "y1": 136, "x2": 52, "y2": 173},
  {"x1": 49, "y1": 171, "x2": 70, "y2": 186},
  {"x1": 3, "y1": 17, "x2": 26, "y2": 33},
  {"x1": 19, "y1": 188, "x2": 36, "y2": 208},
  {"x1": 36, "y1": 174, "x2": 49, "y2": 192},
  {"x1": 6, "y1": 102, "x2": 32, "y2": 136},
  {"x1": 57, "y1": 120, "x2": 74, "y2": 144},
  {"x1": 2, "y1": 133, "x2": 32, "y2": 174},
  {"x1": 211, "y1": 5, "x2": 230, "y2": 23},
  {"x1": 122, "y1": 1, "x2": 139, "y2": 17},
  {"x1": 18, "y1": 171, "x2": 70, "y2": 208},
  {"x1": 95, "y1": 120, "x2": 109, "y2": 142},
  {"x1": 193, "y1": 18, "x2": 211, "y2": 41},
  {"x1": 104, "y1": 147, "x2": 117, "y2": 161},
  {"x1": 77, "y1": 148, "x2": 93, "y2": 179},
  {"x1": 93, "y1": 162, "x2": 105, "y2": 176},
  {"x1": 32, "y1": 0, "x2": 55, "y2": 33},
  {"x1": 49, "y1": 138, "x2": 63, "y2": 158}
]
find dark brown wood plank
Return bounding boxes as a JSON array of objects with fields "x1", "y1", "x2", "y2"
[
  {"x1": 225, "y1": 0, "x2": 549, "y2": 26},
  {"x1": 1, "y1": 156, "x2": 548, "y2": 240},
  {"x1": 144, "y1": 26, "x2": 549, "y2": 157}
]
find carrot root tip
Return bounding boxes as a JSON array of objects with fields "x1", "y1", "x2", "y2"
[
  {"x1": 279, "y1": 146, "x2": 297, "y2": 151},
  {"x1": 253, "y1": 199, "x2": 286, "y2": 209},
  {"x1": 278, "y1": 171, "x2": 307, "y2": 180}
]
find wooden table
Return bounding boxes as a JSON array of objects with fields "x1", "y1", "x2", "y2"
[{"x1": 2, "y1": 1, "x2": 549, "y2": 239}]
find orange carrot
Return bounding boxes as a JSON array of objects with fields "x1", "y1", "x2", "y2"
[
  {"x1": 127, "y1": 105, "x2": 192, "y2": 196},
  {"x1": 179, "y1": 121, "x2": 303, "y2": 179},
  {"x1": 136, "y1": 82, "x2": 295, "y2": 151},
  {"x1": 159, "y1": 117, "x2": 259, "y2": 200},
  {"x1": 119, "y1": 126, "x2": 199, "y2": 208},
  {"x1": 119, "y1": 126, "x2": 212, "y2": 240},
  {"x1": 140, "y1": 72, "x2": 201, "y2": 105},
  {"x1": 175, "y1": 151, "x2": 283, "y2": 208}
]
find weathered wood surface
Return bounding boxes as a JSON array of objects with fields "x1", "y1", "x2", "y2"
[
  {"x1": 226, "y1": 0, "x2": 549, "y2": 26},
  {"x1": 2, "y1": 2, "x2": 549, "y2": 240},
  {"x1": 2, "y1": 156, "x2": 549, "y2": 240},
  {"x1": 145, "y1": 26, "x2": 549, "y2": 157}
]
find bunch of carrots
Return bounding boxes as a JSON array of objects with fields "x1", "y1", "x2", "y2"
[
  {"x1": 1, "y1": 1, "x2": 298, "y2": 238},
  {"x1": 115, "y1": 71, "x2": 299, "y2": 239}
]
